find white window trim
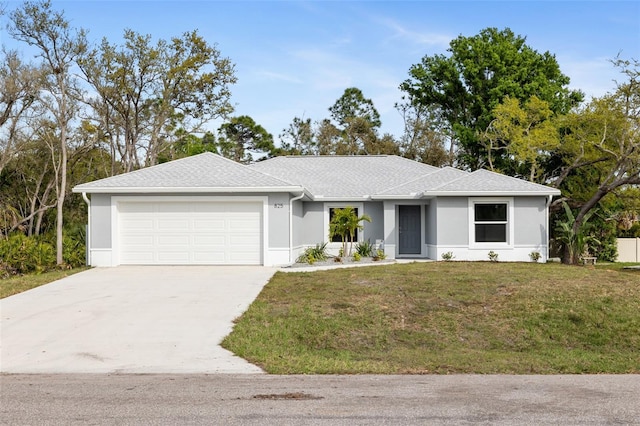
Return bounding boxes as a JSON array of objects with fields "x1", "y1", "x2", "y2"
[
  {"x1": 468, "y1": 197, "x2": 514, "y2": 249},
  {"x1": 323, "y1": 202, "x2": 365, "y2": 247}
]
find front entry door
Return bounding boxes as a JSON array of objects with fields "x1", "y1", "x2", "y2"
[{"x1": 399, "y1": 205, "x2": 421, "y2": 255}]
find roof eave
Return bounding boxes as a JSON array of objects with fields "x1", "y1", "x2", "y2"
[
  {"x1": 371, "y1": 193, "x2": 423, "y2": 200},
  {"x1": 427, "y1": 190, "x2": 562, "y2": 197},
  {"x1": 310, "y1": 195, "x2": 372, "y2": 202},
  {"x1": 72, "y1": 186, "x2": 306, "y2": 194}
]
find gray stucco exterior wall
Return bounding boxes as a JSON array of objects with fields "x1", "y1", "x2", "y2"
[
  {"x1": 514, "y1": 196, "x2": 547, "y2": 246},
  {"x1": 436, "y1": 197, "x2": 469, "y2": 246},
  {"x1": 363, "y1": 202, "x2": 384, "y2": 244},
  {"x1": 425, "y1": 199, "x2": 437, "y2": 245},
  {"x1": 292, "y1": 199, "x2": 304, "y2": 247},
  {"x1": 300, "y1": 202, "x2": 324, "y2": 245},
  {"x1": 267, "y1": 193, "x2": 290, "y2": 248},
  {"x1": 295, "y1": 201, "x2": 385, "y2": 247},
  {"x1": 90, "y1": 193, "x2": 112, "y2": 249}
]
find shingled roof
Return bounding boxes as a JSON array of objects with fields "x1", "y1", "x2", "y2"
[
  {"x1": 73, "y1": 153, "x2": 560, "y2": 198},
  {"x1": 72, "y1": 152, "x2": 302, "y2": 194},
  {"x1": 249, "y1": 155, "x2": 439, "y2": 199}
]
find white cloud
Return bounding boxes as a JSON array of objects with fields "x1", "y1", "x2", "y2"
[
  {"x1": 254, "y1": 70, "x2": 304, "y2": 85},
  {"x1": 557, "y1": 55, "x2": 619, "y2": 100},
  {"x1": 375, "y1": 17, "x2": 452, "y2": 50}
]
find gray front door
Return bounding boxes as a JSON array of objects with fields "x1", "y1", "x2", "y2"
[{"x1": 399, "y1": 205, "x2": 421, "y2": 255}]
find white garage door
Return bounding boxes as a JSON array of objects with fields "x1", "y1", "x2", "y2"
[{"x1": 118, "y1": 200, "x2": 262, "y2": 265}]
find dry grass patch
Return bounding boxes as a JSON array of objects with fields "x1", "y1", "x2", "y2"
[
  {"x1": 0, "y1": 267, "x2": 89, "y2": 299},
  {"x1": 222, "y1": 262, "x2": 640, "y2": 374}
]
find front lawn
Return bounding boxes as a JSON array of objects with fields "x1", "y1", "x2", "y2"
[
  {"x1": 222, "y1": 262, "x2": 640, "y2": 374},
  {"x1": 0, "y1": 267, "x2": 89, "y2": 299}
]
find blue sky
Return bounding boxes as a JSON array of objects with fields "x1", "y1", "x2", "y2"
[{"x1": 2, "y1": 0, "x2": 639, "y2": 141}]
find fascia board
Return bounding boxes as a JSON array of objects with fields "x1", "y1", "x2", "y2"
[
  {"x1": 310, "y1": 195, "x2": 371, "y2": 202},
  {"x1": 427, "y1": 189, "x2": 561, "y2": 197},
  {"x1": 370, "y1": 193, "x2": 423, "y2": 200},
  {"x1": 72, "y1": 185, "x2": 306, "y2": 194}
]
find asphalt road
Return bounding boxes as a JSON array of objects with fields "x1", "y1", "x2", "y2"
[{"x1": 1, "y1": 374, "x2": 638, "y2": 425}]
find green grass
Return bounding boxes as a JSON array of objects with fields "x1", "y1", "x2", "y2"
[
  {"x1": 0, "y1": 267, "x2": 89, "y2": 299},
  {"x1": 222, "y1": 262, "x2": 640, "y2": 374}
]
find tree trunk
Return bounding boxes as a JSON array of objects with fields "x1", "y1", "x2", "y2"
[{"x1": 56, "y1": 123, "x2": 67, "y2": 265}]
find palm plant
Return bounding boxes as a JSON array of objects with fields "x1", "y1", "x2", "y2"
[
  {"x1": 329, "y1": 207, "x2": 371, "y2": 257},
  {"x1": 345, "y1": 210, "x2": 371, "y2": 256},
  {"x1": 554, "y1": 201, "x2": 600, "y2": 264}
]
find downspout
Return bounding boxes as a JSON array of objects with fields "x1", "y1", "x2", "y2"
[
  {"x1": 82, "y1": 192, "x2": 91, "y2": 266},
  {"x1": 289, "y1": 191, "x2": 305, "y2": 264},
  {"x1": 546, "y1": 195, "x2": 553, "y2": 261}
]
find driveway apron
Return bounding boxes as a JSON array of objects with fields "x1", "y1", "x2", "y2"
[{"x1": 0, "y1": 266, "x2": 276, "y2": 374}]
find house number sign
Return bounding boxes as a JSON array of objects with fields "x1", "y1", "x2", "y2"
[{"x1": 274, "y1": 203, "x2": 284, "y2": 209}]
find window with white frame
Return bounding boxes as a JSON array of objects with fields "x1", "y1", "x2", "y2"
[{"x1": 470, "y1": 198, "x2": 513, "y2": 246}]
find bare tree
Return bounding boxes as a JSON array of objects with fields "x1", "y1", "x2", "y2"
[
  {"x1": 8, "y1": 0, "x2": 87, "y2": 264},
  {"x1": 0, "y1": 48, "x2": 42, "y2": 175},
  {"x1": 78, "y1": 29, "x2": 236, "y2": 173}
]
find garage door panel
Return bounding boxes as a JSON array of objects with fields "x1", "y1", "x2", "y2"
[
  {"x1": 229, "y1": 218, "x2": 260, "y2": 230},
  {"x1": 119, "y1": 202, "x2": 151, "y2": 213},
  {"x1": 230, "y1": 252, "x2": 261, "y2": 263},
  {"x1": 118, "y1": 200, "x2": 262, "y2": 265},
  {"x1": 157, "y1": 252, "x2": 190, "y2": 263},
  {"x1": 193, "y1": 234, "x2": 226, "y2": 246},
  {"x1": 157, "y1": 219, "x2": 190, "y2": 230},
  {"x1": 157, "y1": 203, "x2": 190, "y2": 213},
  {"x1": 194, "y1": 219, "x2": 226, "y2": 229},
  {"x1": 231, "y1": 234, "x2": 261, "y2": 245},
  {"x1": 121, "y1": 218, "x2": 154, "y2": 230},
  {"x1": 230, "y1": 203, "x2": 261, "y2": 212},
  {"x1": 193, "y1": 203, "x2": 225, "y2": 213},
  {"x1": 193, "y1": 251, "x2": 226, "y2": 263},
  {"x1": 157, "y1": 234, "x2": 190, "y2": 246},
  {"x1": 121, "y1": 251, "x2": 154, "y2": 263},
  {"x1": 120, "y1": 235, "x2": 155, "y2": 245}
]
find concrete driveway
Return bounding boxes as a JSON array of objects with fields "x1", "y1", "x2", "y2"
[{"x1": 0, "y1": 266, "x2": 276, "y2": 374}]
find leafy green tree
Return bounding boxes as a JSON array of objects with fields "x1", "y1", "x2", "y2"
[
  {"x1": 279, "y1": 117, "x2": 315, "y2": 155},
  {"x1": 314, "y1": 119, "x2": 341, "y2": 155},
  {"x1": 482, "y1": 95, "x2": 559, "y2": 181},
  {"x1": 400, "y1": 27, "x2": 582, "y2": 170},
  {"x1": 612, "y1": 187, "x2": 640, "y2": 235},
  {"x1": 396, "y1": 101, "x2": 452, "y2": 166},
  {"x1": 550, "y1": 58, "x2": 640, "y2": 247},
  {"x1": 329, "y1": 87, "x2": 381, "y2": 129},
  {"x1": 157, "y1": 131, "x2": 217, "y2": 163},
  {"x1": 218, "y1": 115, "x2": 276, "y2": 163},
  {"x1": 328, "y1": 87, "x2": 391, "y2": 155},
  {"x1": 367, "y1": 133, "x2": 400, "y2": 156}
]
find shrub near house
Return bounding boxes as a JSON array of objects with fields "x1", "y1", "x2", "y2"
[{"x1": 0, "y1": 232, "x2": 85, "y2": 277}]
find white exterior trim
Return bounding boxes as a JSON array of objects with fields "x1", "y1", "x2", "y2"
[
  {"x1": 89, "y1": 248, "x2": 112, "y2": 267},
  {"x1": 434, "y1": 244, "x2": 549, "y2": 262},
  {"x1": 430, "y1": 190, "x2": 560, "y2": 197},
  {"x1": 468, "y1": 197, "x2": 515, "y2": 250},
  {"x1": 74, "y1": 186, "x2": 303, "y2": 194},
  {"x1": 267, "y1": 247, "x2": 290, "y2": 266}
]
